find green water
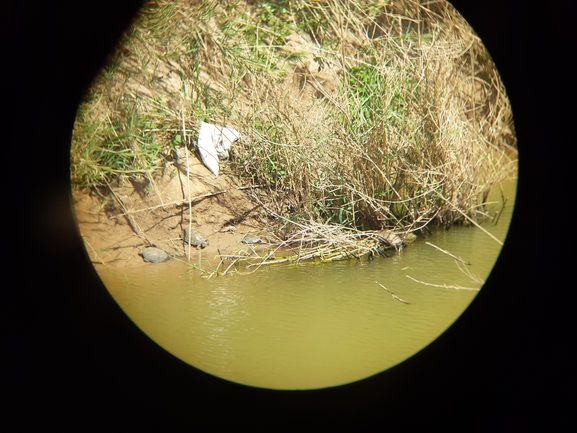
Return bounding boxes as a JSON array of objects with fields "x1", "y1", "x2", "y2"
[{"x1": 98, "y1": 181, "x2": 516, "y2": 390}]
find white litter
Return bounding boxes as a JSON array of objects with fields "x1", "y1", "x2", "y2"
[{"x1": 196, "y1": 121, "x2": 241, "y2": 177}]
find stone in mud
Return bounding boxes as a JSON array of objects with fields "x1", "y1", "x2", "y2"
[{"x1": 139, "y1": 247, "x2": 169, "y2": 263}]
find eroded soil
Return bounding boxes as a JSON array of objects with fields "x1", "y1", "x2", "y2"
[{"x1": 73, "y1": 149, "x2": 276, "y2": 268}]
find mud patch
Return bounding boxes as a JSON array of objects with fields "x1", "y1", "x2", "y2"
[{"x1": 73, "y1": 149, "x2": 275, "y2": 268}]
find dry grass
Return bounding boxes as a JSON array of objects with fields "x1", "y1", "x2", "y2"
[
  {"x1": 205, "y1": 219, "x2": 412, "y2": 278},
  {"x1": 71, "y1": 0, "x2": 517, "y2": 265},
  {"x1": 224, "y1": 0, "x2": 517, "y2": 232}
]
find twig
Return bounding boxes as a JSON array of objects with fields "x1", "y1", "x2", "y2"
[
  {"x1": 146, "y1": 171, "x2": 165, "y2": 208},
  {"x1": 375, "y1": 281, "x2": 413, "y2": 304},
  {"x1": 106, "y1": 181, "x2": 152, "y2": 245},
  {"x1": 238, "y1": 251, "x2": 277, "y2": 274},
  {"x1": 425, "y1": 242, "x2": 471, "y2": 265},
  {"x1": 82, "y1": 237, "x2": 111, "y2": 271},
  {"x1": 493, "y1": 193, "x2": 508, "y2": 226},
  {"x1": 405, "y1": 275, "x2": 480, "y2": 291},
  {"x1": 118, "y1": 191, "x2": 228, "y2": 216},
  {"x1": 182, "y1": 110, "x2": 192, "y2": 261},
  {"x1": 455, "y1": 260, "x2": 484, "y2": 284},
  {"x1": 236, "y1": 185, "x2": 264, "y2": 190},
  {"x1": 221, "y1": 256, "x2": 243, "y2": 275},
  {"x1": 433, "y1": 190, "x2": 504, "y2": 246}
]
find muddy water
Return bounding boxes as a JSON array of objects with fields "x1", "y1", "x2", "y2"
[{"x1": 97, "y1": 181, "x2": 516, "y2": 390}]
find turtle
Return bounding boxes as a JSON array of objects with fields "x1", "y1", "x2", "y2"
[
  {"x1": 241, "y1": 233, "x2": 264, "y2": 245},
  {"x1": 139, "y1": 247, "x2": 169, "y2": 263},
  {"x1": 402, "y1": 232, "x2": 418, "y2": 246},
  {"x1": 182, "y1": 227, "x2": 209, "y2": 248},
  {"x1": 377, "y1": 229, "x2": 403, "y2": 249}
]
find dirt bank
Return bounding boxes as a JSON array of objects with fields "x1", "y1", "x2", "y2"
[{"x1": 73, "y1": 148, "x2": 275, "y2": 268}]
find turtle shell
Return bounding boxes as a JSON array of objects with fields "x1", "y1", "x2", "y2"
[
  {"x1": 182, "y1": 227, "x2": 209, "y2": 248},
  {"x1": 378, "y1": 230, "x2": 403, "y2": 248},
  {"x1": 241, "y1": 234, "x2": 263, "y2": 244},
  {"x1": 139, "y1": 247, "x2": 169, "y2": 263}
]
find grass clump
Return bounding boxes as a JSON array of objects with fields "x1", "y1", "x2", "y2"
[{"x1": 71, "y1": 0, "x2": 517, "y2": 242}]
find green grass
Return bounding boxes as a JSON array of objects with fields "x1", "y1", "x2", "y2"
[{"x1": 71, "y1": 0, "x2": 517, "y2": 233}]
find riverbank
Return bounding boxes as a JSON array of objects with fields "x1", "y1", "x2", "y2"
[
  {"x1": 73, "y1": 152, "x2": 418, "y2": 271},
  {"x1": 71, "y1": 0, "x2": 517, "y2": 270},
  {"x1": 73, "y1": 151, "x2": 273, "y2": 269}
]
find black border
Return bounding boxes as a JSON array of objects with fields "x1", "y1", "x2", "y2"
[{"x1": 3, "y1": 0, "x2": 575, "y2": 429}]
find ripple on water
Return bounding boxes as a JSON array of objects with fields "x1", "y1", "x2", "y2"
[{"x1": 101, "y1": 181, "x2": 516, "y2": 389}]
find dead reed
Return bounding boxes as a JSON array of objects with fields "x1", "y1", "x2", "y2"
[{"x1": 71, "y1": 0, "x2": 518, "y2": 267}]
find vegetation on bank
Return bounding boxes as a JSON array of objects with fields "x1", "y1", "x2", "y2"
[{"x1": 71, "y1": 0, "x2": 517, "y2": 257}]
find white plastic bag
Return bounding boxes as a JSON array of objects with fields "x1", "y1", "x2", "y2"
[
  {"x1": 216, "y1": 126, "x2": 241, "y2": 161},
  {"x1": 196, "y1": 121, "x2": 241, "y2": 177}
]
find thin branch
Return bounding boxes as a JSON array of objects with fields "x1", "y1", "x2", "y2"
[
  {"x1": 82, "y1": 237, "x2": 111, "y2": 271},
  {"x1": 182, "y1": 110, "x2": 192, "y2": 261},
  {"x1": 425, "y1": 242, "x2": 471, "y2": 265},
  {"x1": 433, "y1": 190, "x2": 503, "y2": 246},
  {"x1": 405, "y1": 275, "x2": 480, "y2": 291},
  {"x1": 455, "y1": 259, "x2": 484, "y2": 284},
  {"x1": 493, "y1": 188, "x2": 508, "y2": 226},
  {"x1": 118, "y1": 191, "x2": 228, "y2": 216},
  {"x1": 375, "y1": 281, "x2": 413, "y2": 304},
  {"x1": 107, "y1": 181, "x2": 152, "y2": 245}
]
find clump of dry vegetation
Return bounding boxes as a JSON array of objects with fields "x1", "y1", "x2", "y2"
[{"x1": 71, "y1": 0, "x2": 517, "y2": 266}]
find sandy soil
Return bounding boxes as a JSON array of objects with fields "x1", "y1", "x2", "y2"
[
  {"x1": 73, "y1": 33, "x2": 349, "y2": 269},
  {"x1": 73, "y1": 149, "x2": 276, "y2": 268}
]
